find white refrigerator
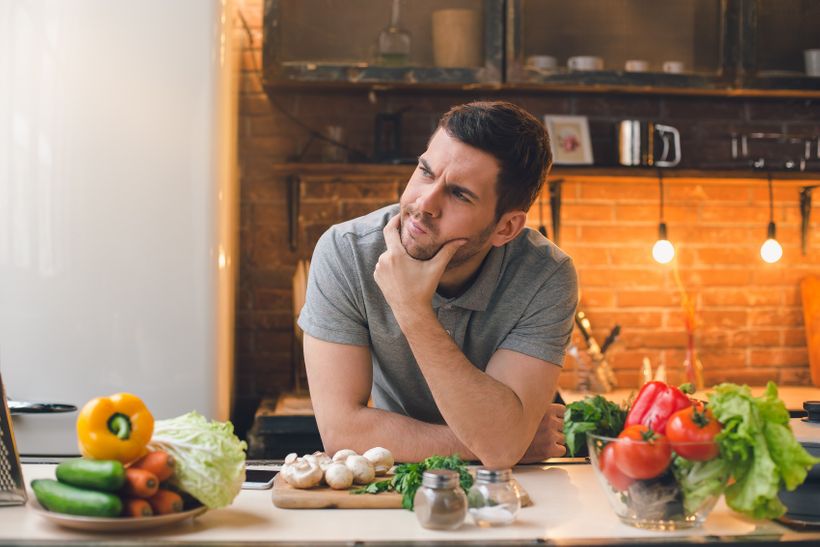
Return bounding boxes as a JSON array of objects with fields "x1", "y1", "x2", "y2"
[{"x1": 0, "y1": 0, "x2": 241, "y2": 456}]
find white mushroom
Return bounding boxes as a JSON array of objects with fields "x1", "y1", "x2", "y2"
[
  {"x1": 306, "y1": 451, "x2": 333, "y2": 471},
  {"x1": 345, "y1": 455, "x2": 375, "y2": 484},
  {"x1": 281, "y1": 456, "x2": 323, "y2": 489},
  {"x1": 362, "y1": 447, "x2": 394, "y2": 476},
  {"x1": 332, "y1": 449, "x2": 358, "y2": 463},
  {"x1": 324, "y1": 462, "x2": 354, "y2": 490}
]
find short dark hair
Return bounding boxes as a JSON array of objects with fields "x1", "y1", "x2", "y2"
[{"x1": 438, "y1": 101, "x2": 552, "y2": 219}]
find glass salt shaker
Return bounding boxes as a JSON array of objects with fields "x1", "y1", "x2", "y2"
[
  {"x1": 413, "y1": 469, "x2": 467, "y2": 530},
  {"x1": 468, "y1": 468, "x2": 521, "y2": 526}
]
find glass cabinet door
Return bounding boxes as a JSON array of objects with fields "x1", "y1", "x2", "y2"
[
  {"x1": 263, "y1": 0, "x2": 503, "y2": 86},
  {"x1": 741, "y1": 0, "x2": 820, "y2": 90},
  {"x1": 507, "y1": 0, "x2": 731, "y2": 89}
]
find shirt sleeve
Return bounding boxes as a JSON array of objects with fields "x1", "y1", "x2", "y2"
[
  {"x1": 297, "y1": 227, "x2": 371, "y2": 346},
  {"x1": 498, "y1": 257, "x2": 578, "y2": 366}
]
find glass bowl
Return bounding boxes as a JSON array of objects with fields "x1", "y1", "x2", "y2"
[{"x1": 587, "y1": 433, "x2": 727, "y2": 530}]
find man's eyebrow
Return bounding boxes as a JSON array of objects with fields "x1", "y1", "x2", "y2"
[
  {"x1": 418, "y1": 156, "x2": 480, "y2": 202},
  {"x1": 418, "y1": 157, "x2": 434, "y2": 176}
]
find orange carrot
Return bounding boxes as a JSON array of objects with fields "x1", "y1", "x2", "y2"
[
  {"x1": 122, "y1": 497, "x2": 154, "y2": 518},
  {"x1": 147, "y1": 489, "x2": 184, "y2": 515},
  {"x1": 131, "y1": 450, "x2": 175, "y2": 482},
  {"x1": 121, "y1": 468, "x2": 159, "y2": 499}
]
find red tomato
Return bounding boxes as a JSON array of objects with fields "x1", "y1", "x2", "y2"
[
  {"x1": 599, "y1": 442, "x2": 635, "y2": 491},
  {"x1": 665, "y1": 404, "x2": 722, "y2": 461},
  {"x1": 613, "y1": 424, "x2": 672, "y2": 479}
]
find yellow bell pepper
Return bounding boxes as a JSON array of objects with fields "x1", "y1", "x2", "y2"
[{"x1": 76, "y1": 393, "x2": 154, "y2": 464}]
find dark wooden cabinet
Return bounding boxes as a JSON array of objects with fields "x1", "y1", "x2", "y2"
[
  {"x1": 262, "y1": 0, "x2": 503, "y2": 88},
  {"x1": 262, "y1": 0, "x2": 820, "y2": 96}
]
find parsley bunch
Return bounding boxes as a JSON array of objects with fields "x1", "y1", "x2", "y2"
[{"x1": 352, "y1": 454, "x2": 473, "y2": 510}]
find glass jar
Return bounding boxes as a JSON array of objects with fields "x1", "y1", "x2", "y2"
[
  {"x1": 413, "y1": 469, "x2": 467, "y2": 530},
  {"x1": 467, "y1": 468, "x2": 521, "y2": 526}
]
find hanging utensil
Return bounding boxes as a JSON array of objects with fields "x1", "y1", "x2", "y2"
[{"x1": 549, "y1": 179, "x2": 563, "y2": 246}]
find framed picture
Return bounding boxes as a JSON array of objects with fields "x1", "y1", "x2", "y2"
[{"x1": 543, "y1": 115, "x2": 593, "y2": 165}]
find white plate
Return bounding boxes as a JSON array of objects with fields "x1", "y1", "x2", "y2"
[{"x1": 31, "y1": 500, "x2": 207, "y2": 532}]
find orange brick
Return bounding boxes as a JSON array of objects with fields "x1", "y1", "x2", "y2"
[
  {"x1": 606, "y1": 311, "x2": 664, "y2": 328},
  {"x1": 700, "y1": 348, "x2": 748, "y2": 369},
  {"x1": 748, "y1": 308, "x2": 803, "y2": 328},
  {"x1": 611, "y1": 349, "x2": 663, "y2": 369},
  {"x1": 700, "y1": 287, "x2": 782, "y2": 307},
  {"x1": 562, "y1": 203, "x2": 614, "y2": 222},
  {"x1": 578, "y1": 289, "x2": 617, "y2": 308},
  {"x1": 749, "y1": 347, "x2": 808, "y2": 367},
  {"x1": 618, "y1": 290, "x2": 680, "y2": 307},
  {"x1": 579, "y1": 268, "x2": 665, "y2": 288},
  {"x1": 577, "y1": 225, "x2": 656, "y2": 243},
  {"x1": 579, "y1": 184, "x2": 656, "y2": 201},
  {"x1": 698, "y1": 309, "x2": 749, "y2": 329},
  {"x1": 608, "y1": 247, "x2": 658, "y2": 267},
  {"x1": 778, "y1": 367, "x2": 813, "y2": 385},
  {"x1": 626, "y1": 331, "x2": 689, "y2": 349},
  {"x1": 678, "y1": 268, "x2": 752, "y2": 287},
  {"x1": 729, "y1": 329, "x2": 781, "y2": 347},
  {"x1": 783, "y1": 328, "x2": 807, "y2": 347}
]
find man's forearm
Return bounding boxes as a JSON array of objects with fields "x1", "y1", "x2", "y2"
[
  {"x1": 320, "y1": 405, "x2": 476, "y2": 463},
  {"x1": 397, "y1": 309, "x2": 539, "y2": 467}
]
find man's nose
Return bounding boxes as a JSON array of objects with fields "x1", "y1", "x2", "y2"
[{"x1": 416, "y1": 181, "x2": 445, "y2": 218}]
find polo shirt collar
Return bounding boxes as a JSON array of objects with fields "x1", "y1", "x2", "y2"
[{"x1": 433, "y1": 244, "x2": 505, "y2": 312}]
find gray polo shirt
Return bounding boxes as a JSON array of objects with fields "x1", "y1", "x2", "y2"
[{"x1": 298, "y1": 204, "x2": 578, "y2": 424}]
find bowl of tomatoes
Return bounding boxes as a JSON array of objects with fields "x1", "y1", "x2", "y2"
[{"x1": 587, "y1": 403, "x2": 727, "y2": 531}]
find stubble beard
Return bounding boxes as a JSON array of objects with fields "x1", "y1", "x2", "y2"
[{"x1": 399, "y1": 206, "x2": 496, "y2": 269}]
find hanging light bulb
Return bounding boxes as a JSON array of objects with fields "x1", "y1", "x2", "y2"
[
  {"x1": 760, "y1": 173, "x2": 783, "y2": 263},
  {"x1": 760, "y1": 221, "x2": 783, "y2": 263},
  {"x1": 653, "y1": 222, "x2": 676, "y2": 264},
  {"x1": 652, "y1": 172, "x2": 675, "y2": 264}
]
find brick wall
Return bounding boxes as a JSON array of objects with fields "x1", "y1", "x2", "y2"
[{"x1": 233, "y1": 1, "x2": 820, "y2": 434}]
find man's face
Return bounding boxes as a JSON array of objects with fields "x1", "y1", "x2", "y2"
[{"x1": 399, "y1": 128, "x2": 500, "y2": 268}]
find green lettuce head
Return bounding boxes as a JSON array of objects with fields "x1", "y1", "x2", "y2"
[{"x1": 149, "y1": 411, "x2": 247, "y2": 509}]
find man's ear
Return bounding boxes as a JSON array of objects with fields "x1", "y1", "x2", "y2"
[{"x1": 490, "y1": 210, "x2": 527, "y2": 247}]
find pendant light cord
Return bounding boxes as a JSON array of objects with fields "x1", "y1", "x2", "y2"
[
  {"x1": 658, "y1": 170, "x2": 665, "y2": 223},
  {"x1": 767, "y1": 171, "x2": 774, "y2": 223}
]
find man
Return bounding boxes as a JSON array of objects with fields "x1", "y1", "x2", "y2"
[{"x1": 298, "y1": 101, "x2": 578, "y2": 468}]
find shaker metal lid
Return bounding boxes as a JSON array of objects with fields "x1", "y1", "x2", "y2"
[
  {"x1": 476, "y1": 468, "x2": 512, "y2": 482},
  {"x1": 422, "y1": 469, "x2": 460, "y2": 489}
]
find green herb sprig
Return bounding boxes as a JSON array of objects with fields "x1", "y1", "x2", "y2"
[{"x1": 352, "y1": 454, "x2": 473, "y2": 510}]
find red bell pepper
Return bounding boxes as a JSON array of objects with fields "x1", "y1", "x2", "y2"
[{"x1": 625, "y1": 381, "x2": 693, "y2": 434}]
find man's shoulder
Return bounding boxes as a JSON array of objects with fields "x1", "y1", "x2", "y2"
[{"x1": 508, "y1": 228, "x2": 573, "y2": 272}]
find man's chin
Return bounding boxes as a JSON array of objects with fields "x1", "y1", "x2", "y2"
[{"x1": 400, "y1": 238, "x2": 438, "y2": 261}]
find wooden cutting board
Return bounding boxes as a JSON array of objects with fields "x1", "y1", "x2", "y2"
[
  {"x1": 803, "y1": 275, "x2": 820, "y2": 387},
  {"x1": 271, "y1": 473, "x2": 533, "y2": 510},
  {"x1": 271, "y1": 474, "x2": 402, "y2": 509}
]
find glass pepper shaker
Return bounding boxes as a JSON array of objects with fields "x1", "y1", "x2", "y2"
[
  {"x1": 467, "y1": 468, "x2": 521, "y2": 526},
  {"x1": 413, "y1": 469, "x2": 467, "y2": 530}
]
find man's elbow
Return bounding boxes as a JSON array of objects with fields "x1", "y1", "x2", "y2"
[
  {"x1": 473, "y1": 445, "x2": 525, "y2": 470},
  {"x1": 315, "y1": 409, "x2": 368, "y2": 456}
]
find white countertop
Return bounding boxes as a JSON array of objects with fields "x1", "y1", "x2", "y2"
[{"x1": 3, "y1": 463, "x2": 816, "y2": 545}]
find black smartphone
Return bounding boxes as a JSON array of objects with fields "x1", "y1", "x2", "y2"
[{"x1": 242, "y1": 468, "x2": 279, "y2": 490}]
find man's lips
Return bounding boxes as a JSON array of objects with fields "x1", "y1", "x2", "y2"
[{"x1": 405, "y1": 217, "x2": 428, "y2": 237}]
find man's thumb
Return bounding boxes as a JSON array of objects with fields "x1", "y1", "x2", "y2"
[{"x1": 434, "y1": 238, "x2": 467, "y2": 263}]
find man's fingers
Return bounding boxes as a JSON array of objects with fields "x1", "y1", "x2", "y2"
[
  {"x1": 382, "y1": 213, "x2": 402, "y2": 250},
  {"x1": 550, "y1": 403, "x2": 566, "y2": 418}
]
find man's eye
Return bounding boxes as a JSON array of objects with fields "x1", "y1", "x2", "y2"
[
  {"x1": 452, "y1": 189, "x2": 470, "y2": 202},
  {"x1": 420, "y1": 167, "x2": 433, "y2": 178}
]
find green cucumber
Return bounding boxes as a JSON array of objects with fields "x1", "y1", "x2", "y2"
[
  {"x1": 32, "y1": 479, "x2": 123, "y2": 517},
  {"x1": 56, "y1": 458, "x2": 125, "y2": 492}
]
